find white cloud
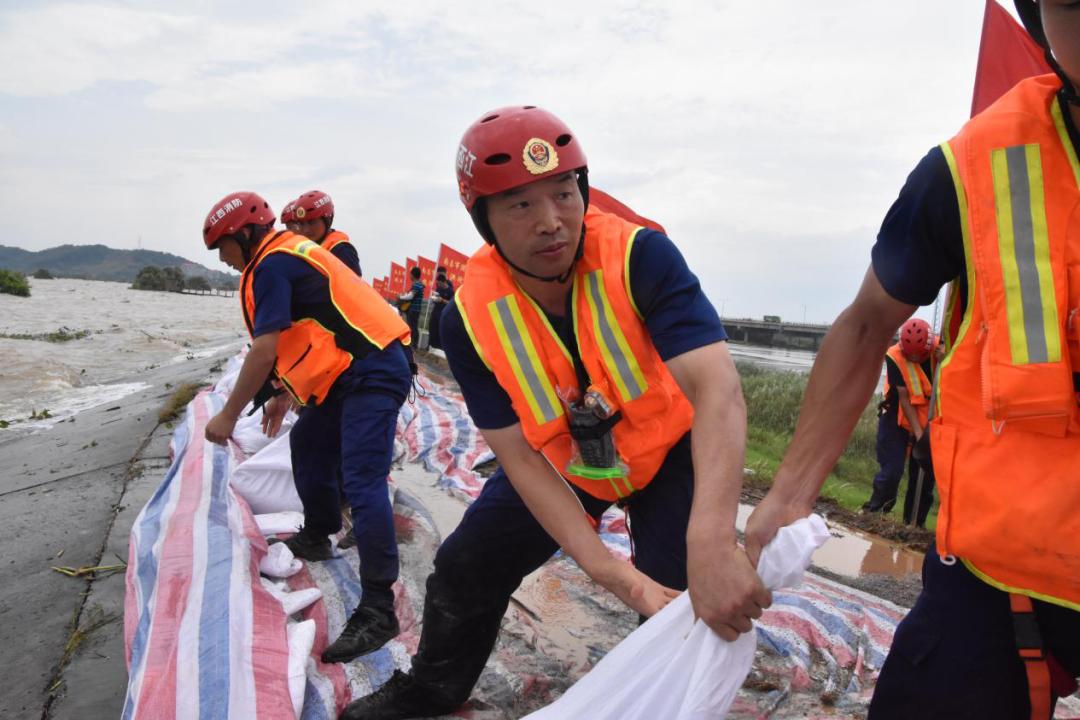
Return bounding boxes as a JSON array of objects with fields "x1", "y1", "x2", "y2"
[{"x1": 0, "y1": 0, "x2": 994, "y2": 321}]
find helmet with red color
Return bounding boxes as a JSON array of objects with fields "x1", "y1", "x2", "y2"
[
  {"x1": 900, "y1": 318, "x2": 932, "y2": 361},
  {"x1": 456, "y1": 105, "x2": 588, "y2": 213},
  {"x1": 280, "y1": 199, "x2": 298, "y2": 225},
  {"x1": 293, "y1": 190, "x2": 334, "y2": 222},
  {"x1": 202, "y1": 191, "x2": 275, "y2": 250}
]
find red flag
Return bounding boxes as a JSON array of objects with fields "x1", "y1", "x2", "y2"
[
  {"x1": 372, "y1": 277, "x2": 386, "y2": 297},
  {"x1": 405, "y1": 257, "x2": 418, "y2": 287},
  {"x1": 590, "y1": 187, "x2": 666, "y2": 235},
  {"x1": 417, "y1": 256, "x2": 437, "y2": 298},
  {"x1": 437, "y1": 243, "x2": 469, "y2": 289},
  {"x1": 390, "y1": 262, "x2": 406, "y2": 295},
  {"x1": 971, "y1": 0, "x2": 1051, "y2": 117}
]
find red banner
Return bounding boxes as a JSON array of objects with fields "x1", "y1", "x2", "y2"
[
  {"x1": 971, "y1": 0, "x2": 1051, "y2": 117},
  {"x1": 417, "y1": 256, "x2": 437, "y2": 299},
  {"x1": 372, "y1": 277, "x2": 386, "y2": 298},
  {"x1": 437, "y1": 243, "x2": 469, "y2": 290},
  {"x1": 390, "y1": 262, "x2": 406, "y2": 295},
  {"x1": 590, "y1": 187, "x2": 666, "y2": 235}
]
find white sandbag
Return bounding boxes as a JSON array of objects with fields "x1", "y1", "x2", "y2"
[
  {"x1": 233, "y1": 433, "x2": 304, "y2": 514},
  {"x1": 255, "y1": 511, "x2": 305, "y2": 536},
  {"x1": 261, "y1": 578, "x2": 324, "y2": 616},
  {"x1": 287, "y1": 620, "x2": 316, "y2": 719},
  {"x1": 213, "y1": 354, "x2": 245, "y2": 395},
  {"x1": 231, "y1": 408, "x2": 292, "y2": 456},
  {"x1": 260, "y1": 541, "x2": 303, "y2": 579},
  {"x1": 525, "y1": 515, "x2": 831, "y2": 720}
]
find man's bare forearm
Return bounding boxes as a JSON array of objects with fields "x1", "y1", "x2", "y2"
[{"x1": 771, "y1": 271, "x2": 914, "y2": 511}]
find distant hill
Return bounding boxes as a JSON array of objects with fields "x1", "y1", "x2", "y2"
[{"x1": 0, "y1": 244, "x2": 238, "y2": 287}]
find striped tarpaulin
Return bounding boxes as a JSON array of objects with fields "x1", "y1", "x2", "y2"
[{"x1": 123, "y1": 390, "x2": 294, "y2": 719}]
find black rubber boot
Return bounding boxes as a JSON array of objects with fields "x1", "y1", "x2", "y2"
[
  {"x1": 861, "y1": 490, "x2": 897, "y2": 514},
  {"x1": 269, "y1": 525, "x2": 334, "y2": 561},
  {"x1": 321, "y1": 605, "x2": 400, "y2": 664},
  {"x1": 339, "y1": 670, "x2": 459, "y2": 720}
]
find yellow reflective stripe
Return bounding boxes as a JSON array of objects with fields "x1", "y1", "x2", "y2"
[
  {"x1": 280, "y1": 244, "x2": 389, "y2": 350},
  {"x1": 1051, "y1": 98, "x2": 1080, "y2": 189},
  {"x1": 455, "y1": 293, "x2": 492, "y2": 371},
  {"x1": 962, "y1": 559, "x2": 1080, "y2": 613},
  {"x1": 937, "y1": 143, "x2": 979, "y2": 417},
  {"x1": 904, "y1": 359, "x2": 924, "y2": 398},
  {"x1": 516, "y1": 284, "x2": 574, "y2": 366},
  {"x1": 990, "y1": 144, "x2": 1060, "y2": 364},
  {"x1": 488, "y1": 295, "x2": 562, "y2": 425},
  {"x1": 624, "y1": 227, "x2": 644, "y2": 321},
  {"x1": 583, "y1": 269, "x2": 647, "y2": 402}
]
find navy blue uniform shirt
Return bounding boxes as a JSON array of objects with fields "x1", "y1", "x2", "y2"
[
  {"x1": 329, "y1": 239, "x2": 362, "y2": 277},
  {"x1": 441, "y1": 228, "x2": 728, "y2": 429}
]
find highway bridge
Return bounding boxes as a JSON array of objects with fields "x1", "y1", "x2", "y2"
[{"x1": 721, "y1": 317, "x2": 831, "y2": 351}]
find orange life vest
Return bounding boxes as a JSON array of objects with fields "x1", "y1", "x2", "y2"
[
  {"x1": 240, "y1": 230, "x2": 410, "y2": 406},
  {"x1": 933, "y1": 74, "x2": 1080, "y2": 609},
  {"x1": 455, "y1": 207, "x2": 695, "y2": 502},
  {"x1": 322, "y1": 229, "x2": 350, "y2": 253},
  {"x1": 883, "y1": 343, "x2": 931, "y2": 432}
]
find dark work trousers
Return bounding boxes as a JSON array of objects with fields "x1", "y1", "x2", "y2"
[
  {"x1": 290, "y1": 387, "x2": 404, "y2": 610},
  {"x1": 902, "y1": 460, "x2": 935, "y2": 527},
  {"x1": 870, "y1": 412, "x2": 917, "y2": 510},
  {"x1": 407, "y1": 311, "x2": 421, "y2": 348},
  {"x1": 869, "y1": 542, "x2": 1080, "y2": 719},
  {"x1": 408, "y1": 432, "x2": 695, "y2": 705}
]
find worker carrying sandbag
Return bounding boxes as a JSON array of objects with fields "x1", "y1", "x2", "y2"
[
  {"x1": 745, "y1": 3, "x2": 1080, "y2": 717},
  {"x1": 343, "y1": 106, "x2": 768, "y2": 719}
]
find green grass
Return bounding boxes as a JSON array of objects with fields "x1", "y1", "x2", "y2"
[
  {"x1": 158, "y1": 383, "x2": 202, "y2": 424},
  {"x1": 738, "y1": 362, "x2": 937, "y2": 530},
  {"x1": 0, "y1": 326, "x2": 92, "y2": 343}
]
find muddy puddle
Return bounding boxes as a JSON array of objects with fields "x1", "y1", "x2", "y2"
[{"x1": 736, "y1": 503, "x2": 924, "y2": 580}]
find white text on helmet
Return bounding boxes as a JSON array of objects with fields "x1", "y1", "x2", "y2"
[
  {"x1": 208, "y1": 197, "x2": 245, "y2": 227},
  {"x1": 457, "y1": 145, "x2": 476, "y2": 178}
]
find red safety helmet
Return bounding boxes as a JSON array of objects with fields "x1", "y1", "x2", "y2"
[
  {"x1": 293, "y1": 190, "x2": 334, "y2": 222},
  {"x1": 900, "y1": 318, "x2": 932, "y2": 361},
  {"x1": 280, "y1": 199, "x2": 298, "y2": 225},
  {"x1": 203, "y1": 191, "x2": 275, "y2": 249},
  {"x1": 456, "y1": 105, "x2": 588, "y2": 212}
]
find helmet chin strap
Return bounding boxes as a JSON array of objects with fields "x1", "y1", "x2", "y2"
[{"x1": 493, "y1": 224, "x2": 585, "y2": 283}]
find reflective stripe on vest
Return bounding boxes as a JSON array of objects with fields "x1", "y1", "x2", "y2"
[
  {"x1": 991, "y1": 143, "x2": 1062, "y2": 365},
  {"x1": 488, "y1": 294, "x2": 563, "y2": 425},
  {"x1": 580, "y1": 269, "x2": 647, "y2": 403}
]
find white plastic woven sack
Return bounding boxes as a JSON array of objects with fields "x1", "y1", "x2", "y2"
[
  {"x1": 260, "y1": 541, "x2": 303, "y2": 579},
  {"x1": 286, "y1": 620, "x2": 316, "y2": 719},
  {"x1": 524, "y1": 515, "x2": 831, "y2": 720},
  {"x1": 233, "y1": 432, "x2": 304, "y2": 514},
  {"x1": 255, "y1": 511, "x2": 305, "y2": 536},
  {"x1": 232, "y1": 408, "x2": 296, "y2": 456}
]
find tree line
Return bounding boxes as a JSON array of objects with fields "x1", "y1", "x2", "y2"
[{"x1": 131, "y1": 266, "x2": 235, "y2": 293}]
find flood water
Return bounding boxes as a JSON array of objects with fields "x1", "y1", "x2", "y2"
[
  {"x1": 735, "y1": 503, "x2": 923, "y2": 580},
  {"x1": 0, "y1": 278, "x2": 245, "y2": 431}
]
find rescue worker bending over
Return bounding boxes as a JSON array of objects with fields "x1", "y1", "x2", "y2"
[
  {"x1": 863, "y1": 317, "x2": 935, "y2": 526},
  {"x1": 746, "y1": 2, "x2": 1080, "y2": 717},
  {"x1": 201, "y1": 192, "x2": 413, "y2": 664},
  {"x1": 342, "y1": 106, "x2": 768, "y2": 719}
]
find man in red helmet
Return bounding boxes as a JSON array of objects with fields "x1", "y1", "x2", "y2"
[
  {"x1": 862, "y1": 317, "x2": 936, "y2": 526},
  {"x1": 200, "y1": 191, "x2": 414, "y2": 664},
  {"x1": 343, "y1": 107, "x2": 767, "y2": 718},
  {"x1": 280, "y1": 199, "x2": 299, "y2": 233},
  {"x1": 292, "y1": 190, "x2": 362, "y2": 276},
  {"x1": 745, "y1": 3, "x2": 1080, "y2": 717}
]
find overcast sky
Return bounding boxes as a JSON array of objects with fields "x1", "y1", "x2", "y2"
[{"x1": 0, "y1": 0, "x2": 997, "y2": 323}]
